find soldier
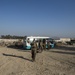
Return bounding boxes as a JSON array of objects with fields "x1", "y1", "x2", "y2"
[
  {"x1": 27, "y1": 38, "x2": 30, "y2": 43},
  {"x1": 42, "y1": 39, "x2": 46, "y2": 50},
  {"x1": 36, "y1": 40, "x2": 39, "y2": 53},
  {"x1": 31, "y1": 39, "x2": 37, "y2": 62},
  {"x1": 47, "y1": 40, "x2": 50, "y2": 50},
  {"x1": 39, "y1": 39, "x2": 43, "y2": 52}
]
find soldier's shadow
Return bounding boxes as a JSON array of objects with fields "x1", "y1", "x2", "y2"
[{"x1": 2, "y1": 53, "x2": 32, "y2": 62}]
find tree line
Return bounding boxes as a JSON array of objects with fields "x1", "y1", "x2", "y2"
[{"x1": 0, "y1": 35, "x2": 27, "y2": 39}]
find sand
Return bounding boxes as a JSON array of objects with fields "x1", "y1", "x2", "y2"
[{"x1": 0, "y1": 47, "x2": 75, "y2": 75}]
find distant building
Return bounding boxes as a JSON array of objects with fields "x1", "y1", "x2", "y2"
[
  {"x1": 60, "y1": 38, "x2": 71, "y2": 43},
  {"x1": 55, "y1": 38, "x2": 71, "y2": 43}
]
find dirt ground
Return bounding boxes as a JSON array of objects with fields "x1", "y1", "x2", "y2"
[{"x1": 0, "y1": 47, "x2": 75, "y2": 75}]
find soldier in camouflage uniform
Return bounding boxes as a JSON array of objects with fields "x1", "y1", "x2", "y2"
[
  {"x1": 47, "y1": 40, "x2": 50, "y2": 50},
  {"x1": 39, "y1": 39, "x2": 43, "y2": 52},
  {"x1": 31, "y1": 39, "x2": 37, "y2": 62},
  {"x1": 42, "y1": 39, "x2": 46, "y2": 50},
  {"x1": 36, "y1": 40, "x2": 40, "y2": 53}
]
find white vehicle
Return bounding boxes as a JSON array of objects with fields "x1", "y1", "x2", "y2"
[{"x1": 23, "y1": 36, "x2": 50, "y2": 49}]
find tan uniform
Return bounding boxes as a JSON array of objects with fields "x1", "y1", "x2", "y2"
[
  {"x1": 40, "y1": 41, "x2": 43, "y2": 52},
  {"x1": 42, "y1": 39, "x2": 46, "y2": 50},
  {"x1": 31, "y1": 41, "x2": 37, "y2": 61},
  {"x1": 47, "y1": 41, "x2": 50, "y2": 50}
]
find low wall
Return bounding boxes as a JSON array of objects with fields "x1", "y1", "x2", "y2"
[{"x1": 0, "y1": 39, "x2": 19, "y2": 43}]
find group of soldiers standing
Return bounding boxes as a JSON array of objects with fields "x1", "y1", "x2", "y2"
[{"x1": 30, "y1": 39, "x2": 51, "y2": 62}]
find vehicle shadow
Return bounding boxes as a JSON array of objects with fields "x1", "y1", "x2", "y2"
[
  {"x1": 7, "y1": 45, "x2": 24, "y2": 50},
  {"x1": 50, "y1": 50, "x2": 75, "y2": 55},
  {"x1": 7, "y1": 45, "x2": 30, "y2": 52},
  {"x1": 49, "y1": 45, "x2": 75, "y2": 55},
  {"x1": 2, "y1": 53, "x2": 32, "y2": 62},
  {"x1": 54, "y1": 45, "x2": 75, "y2": 51}
]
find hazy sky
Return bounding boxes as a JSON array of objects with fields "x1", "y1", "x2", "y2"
[{"x1": 0, "y1": 0, "x2": 75, "y2": 38}]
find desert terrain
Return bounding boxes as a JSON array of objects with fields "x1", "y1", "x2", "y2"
[{"x1": 0, "y1": 46, "x2": 75, "y2": 75}]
